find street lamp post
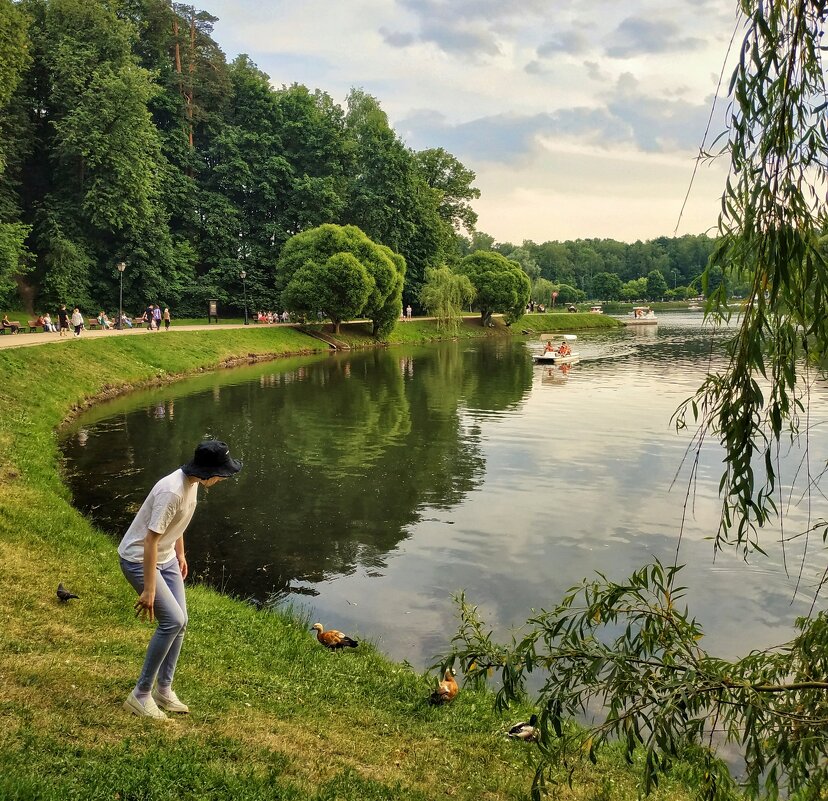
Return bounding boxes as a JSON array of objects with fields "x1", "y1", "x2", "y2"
[
  {"x1": 240, "y1": 270, "x2": 249, "y2": 325},
  {"x1": 117, "y1": 261, "x2": 126, "y2": 329},
  {"x1": 672, "y1": 269, "x2": 678, "y2": 289}
]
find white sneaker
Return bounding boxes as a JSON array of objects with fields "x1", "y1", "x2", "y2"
[
  {"x1": 152, "y1": 687, "x2": 190, "y2": 713},
  {"x1": 123, "y1": 690, "x2": 168, "y2": 720}
]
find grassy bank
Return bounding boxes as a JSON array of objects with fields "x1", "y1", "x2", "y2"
[
  {"x1": 305, "y1": 312, "x2": 621, "y2": 348},
  {"x1": 0, "y1": 325, "x2": 698, "y2": 801}
]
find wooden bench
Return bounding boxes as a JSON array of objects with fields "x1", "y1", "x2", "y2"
[
  {"x1": 27, "y1": 320, "x2": 42, "y2": 333},
  {"x1": 87, "y1": 321, "x2": 99, "y2": 330},
  {"x1": 1, "y1": 320, "x2": 21, "y2": 334}
]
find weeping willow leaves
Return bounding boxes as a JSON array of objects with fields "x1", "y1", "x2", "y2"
[
  {"x1": 676, "y1": 0, "x2": 828, "y2": 556},
  {"x1": 446, "y1": 562, "x2": 828, "y2": 801},
  {"x1": 418, "y1": 266, "x2": 474, "y2": 333},
  {"x1": 447, "y1": 5, "x2": 828, "y2": 800}
]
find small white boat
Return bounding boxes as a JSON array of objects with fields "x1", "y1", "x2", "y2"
[
  {"x1": 533, "y1": 334, "x2": 579, "y2": 364},
  {"x1": 589, "y1": 305, "x2": 603, "y2": 314},
  {"x1": 624, "y1": 306, "x2": 657, "y2": 326}
]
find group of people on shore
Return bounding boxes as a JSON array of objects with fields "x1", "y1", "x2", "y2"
[
  {"x1": 139, "y1": 304, "x2": 172, "y2": 331},
  {"x1": 256, "y1": 310, "x2": 290, "y2": 323},
  {"x1": 2, "y1": 303, "x2": 172, "y2": 337}
]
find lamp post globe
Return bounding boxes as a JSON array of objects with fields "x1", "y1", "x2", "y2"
[
  {"x1": 117, "y1": 262, "x2": 126, "y2": 329},
  {"x1": 240, "y1": 270, "x2": 249, "y2": 325}
]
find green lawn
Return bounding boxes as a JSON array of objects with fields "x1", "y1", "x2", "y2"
[{"x1": 0, "y1": 324, "x2": 704, "y2": 801}]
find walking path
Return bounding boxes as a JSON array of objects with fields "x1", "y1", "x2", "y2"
[{"x1": 0, "y1": 323, "x2": 296, "y2": 350}]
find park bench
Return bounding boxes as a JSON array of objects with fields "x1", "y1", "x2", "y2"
[
  {"x1": 1, "y1": 319, "x2": 21, "y2": 334},
  {"x1": 27, "y1": 320, "x2": 42, "y2": 333},
  {"x1": 87, "y1": 321, "x2": 99, "y2": 330}
]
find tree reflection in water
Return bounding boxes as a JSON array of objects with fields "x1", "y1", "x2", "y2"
[{"x1": 60, "y1": 339, "x2": 532, "y2": 602}]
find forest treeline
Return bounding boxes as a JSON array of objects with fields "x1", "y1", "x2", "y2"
[{"x1": 0, "y1": 0, "x2": 716, "y2": 317}]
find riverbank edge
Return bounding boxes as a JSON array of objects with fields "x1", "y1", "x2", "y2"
[
  {"x1": 0, "y1": 319, "x2": 702, "y2": 801},
  {"x1": 49, "y1": 312, "x2": 619, "y2": 424}
]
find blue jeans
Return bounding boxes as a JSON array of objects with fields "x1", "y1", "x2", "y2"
[{"x1": 120, "y1": 556, "x2": 188, "y2": 692}]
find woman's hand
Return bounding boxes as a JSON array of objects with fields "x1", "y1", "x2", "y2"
[
  {"x1": 178, "y1": 555, "x2": 188, "y2": 580},
  {"x1": 134, "y1": 589, "x2": 155, "y2": 622}
]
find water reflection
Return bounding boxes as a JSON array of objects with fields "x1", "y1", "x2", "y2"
[
  {"x1": 61, "y1": 340, "x2": 532, "y2": 606},
  {"x1": 60, "y1": 316, "x2": 828, "y2": 668}
]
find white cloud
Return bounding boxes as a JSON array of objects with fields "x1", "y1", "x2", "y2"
[{"x1": 201, "y1": 0, "x2": 737, "y2": 242}]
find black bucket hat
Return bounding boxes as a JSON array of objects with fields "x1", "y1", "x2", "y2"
[{"x1": 181, "y1": 440, "x2": 242, "y2": 479}]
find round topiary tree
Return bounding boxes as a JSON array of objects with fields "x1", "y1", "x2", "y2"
[
  {"x1": 458, "y1": 250, "x2": 531, "y2": 326},
  {"x1": 276, "y1": 224, "x2": 405, "y2": 336},
  {"x1": 282, "y1": 253, "x2": 373, "y2": 334}
]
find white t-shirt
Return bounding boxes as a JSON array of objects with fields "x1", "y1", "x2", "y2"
[{"x1": 118, "y1": 469, "x2": 198, "y2": 564}]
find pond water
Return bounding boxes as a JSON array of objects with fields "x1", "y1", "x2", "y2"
[{"x1": 60, "y1": 313, "x2": 828, "y2": 668}]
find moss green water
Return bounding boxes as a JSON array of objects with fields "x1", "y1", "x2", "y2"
[{"x1": 0, "y1": 322, "x2": 706, "y2": 801}]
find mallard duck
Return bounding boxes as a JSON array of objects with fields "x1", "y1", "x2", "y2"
[
  {"x1": 507, "y1": 713, "x2": 538, "y2": 741},
  {"x1": 428, "y1": 668, "x2": 458, "y2": 705},
  {"x1": 311, "y1": 623, "x2": 358, "y2": 650}
]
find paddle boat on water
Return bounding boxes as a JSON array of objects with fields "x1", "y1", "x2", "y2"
[
  {"x1": 589, "y1": 305, "x2": 604, "y2": 314},
  {"x1": 533, "y1": 334, "x2": 579, "y2": 364},
  {"x1": 624, "y1": 306, "x2": 658, "y2": 326}
]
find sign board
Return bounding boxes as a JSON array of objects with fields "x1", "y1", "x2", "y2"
[{"x1": 207, "y1": 299, "x2": 219, "y2": 323}]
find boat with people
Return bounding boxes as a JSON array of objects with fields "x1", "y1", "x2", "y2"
[
  {"x1": 589, "y1": 305, "x2": 604, "y2": 314},
  {"x1": 533, "y1": 334, "x2": 579, "y2": 364},
  {"x1": 623, "y1": 306, "x2": 658, "y2": 326}
]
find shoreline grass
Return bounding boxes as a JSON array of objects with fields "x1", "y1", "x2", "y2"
[{"x1": 0, "y1": 322, "x2": 699, "y2": 800}]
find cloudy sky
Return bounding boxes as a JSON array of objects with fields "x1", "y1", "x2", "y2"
[{"x1": 202, "y1": 0, "x2": 738, "y2": 244}]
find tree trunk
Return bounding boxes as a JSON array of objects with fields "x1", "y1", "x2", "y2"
[
  {"x1": 15, "y1": 275, "x2": 35, "y2": 315},
  {"x1": 481, "y1": 310, "x2": 492, "y2": 327},
  {"x1": 334, "y1": 319, "x2": 340, "y2": 334},
  {"x1": 187, "y1": 11, "x2": 195, "y2": 149},
  {"x1": 172, "y1": 13, "x2": 193, "y2": 153}
]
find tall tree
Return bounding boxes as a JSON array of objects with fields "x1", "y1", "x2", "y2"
[
  {"x1": 342, "y1": 89, "x2": 445, "y2": 307},
  {"x1": 591, "y1": 271, "x2": 622, "y2": 300},
  {"x1": 15, "y1": 0, "x2": 176, "y2": 310},
  {"x1": 458, "y1": 250, "x2": 530, "y2": 326},
  {"x1": 197, "y1": 55, "x2": 286, "y2": 311},
  {"x1": 0, "y1": 0, "x2": 31, "y2": 304},
  {"x1": 645, "y1": 269, "x2": 668, "y2": 300},
  {"x1": 282, "y1": 251, "x2": 371, "y2": 333},
  {"x1": 414, "y1": 146, "x2": 480, "y2": 235},
  {"x1": 276, "y1": 224, "x2": 404, "y2": 337}
]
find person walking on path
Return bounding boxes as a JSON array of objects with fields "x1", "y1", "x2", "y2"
[
  {"x1": 119, "y1": 440, "x2": 242, "y2": 720},
  {"x1": 145, "y1": 304, "x2": 154, "y2": 330},
  {"x1": 163, "y1": 307, "x2": 171, "y2": 331},
  {"x1": 57, "y1": 305, "x2": 70, "y2": 337},
  {"x1": 153, "y1": 305, "x2": 162, "y2": 331},
  {"x1": 70, "y1": 307, "x2": 84, "y2": 337},
  {"x1": 406, "y1": 304, "x2": 412, "y2": 320}
]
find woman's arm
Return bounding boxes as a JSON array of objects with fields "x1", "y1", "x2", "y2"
[
  {"x1": 174, "y1": 536, "x2": 188, "y2": 580},
  {"x1": 135, "y1": 530, "x2": 162, "y2": 622}
]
